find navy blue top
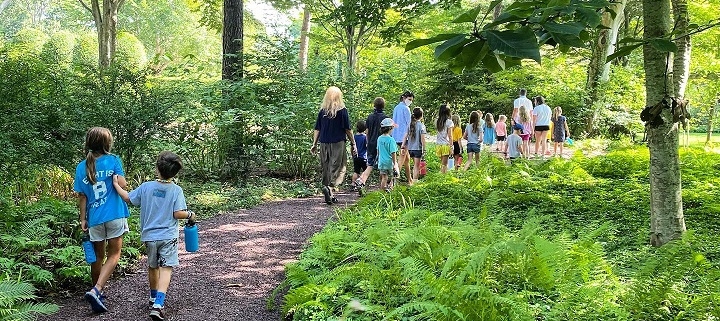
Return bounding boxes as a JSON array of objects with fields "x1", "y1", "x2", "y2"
[
  {"x1": 354, "y1": 133, "x2": 367, "y2": 160},
  {"x1": 366, "y1": 109, "x2": 388, "y2": 153},
  {"x1": 314, "y1": 108, "x2": 351, "y2": 143}
]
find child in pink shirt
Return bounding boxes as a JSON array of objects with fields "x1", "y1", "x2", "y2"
[{"x1": 495, "y1": 115, "x2": 507, "y2": 152}]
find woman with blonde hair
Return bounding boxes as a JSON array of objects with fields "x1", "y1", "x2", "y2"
[{"x1": 311, "y1": 86, "x2": 357, "y2": 204}]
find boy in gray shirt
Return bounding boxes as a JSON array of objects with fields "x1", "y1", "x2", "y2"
[{"x1": 113, "y1": 151, "x2": 195, "y2": 321}]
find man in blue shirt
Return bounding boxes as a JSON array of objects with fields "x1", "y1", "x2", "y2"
[{"x1": 392, "y1": 91, "x2": 414, "y2": 184}]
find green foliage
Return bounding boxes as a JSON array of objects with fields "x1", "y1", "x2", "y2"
[
  {"x1": 279, "y1": 146, "x2": 720, "y2": 320},
  {"x1": 115, "y1": 32, "x2": 148, "y2": 71},
  {"x1": 0, "y1": 280, "x2": 58, "y2": 321}
]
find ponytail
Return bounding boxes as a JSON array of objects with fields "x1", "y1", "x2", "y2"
[
  {"x1": 409, "y1": 118, "x2": 418, "y2": 140},
  {"x1": 85, "y1": 151, "x2": 98, "y2": 185}
]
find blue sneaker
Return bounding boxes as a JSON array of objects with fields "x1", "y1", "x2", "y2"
[{"x1": 84, "y1": 288, "x2": 108, "y2": 313}]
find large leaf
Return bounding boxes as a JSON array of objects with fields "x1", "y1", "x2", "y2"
[
  {"x1": 542, "y1": 21, "x2": 585, "y2": 35},
  {"x1": 457, "y1": 39, "x2": 487, "y2": 68},
  {"x1": 453, "y1": 3, "x2": 483, "y2": 23},
  {"x1": 650, "y1": 38, "x2": 678, "y2": 53},
  {"x1": 483, "y1": 27, "x2": 541, "y2": 62},
  {"x1": 606, "y1": 43, "x2": 642, "y2": 63},
  {"x1": 575, "y1": 7, "x2": 602, "y2": 28},
  {"x1": 482, "y1": 51, "x2": 505, "y2": 73},
  {"x1": 405, "y1": 33, "x2": 465, "y2": 52},
  {"x1": 548, "y1": 33, "x2": 586, "y2": 47},
  {"x1": 435, "y1": 35, "x2": 471, "y2": 61}
]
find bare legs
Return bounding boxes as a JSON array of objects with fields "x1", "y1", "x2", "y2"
[
  {"x1": 534, "y1": 131, "x2": 548, "y2": 157},
  {"x1": 91, "y1": 236, "x2": 123, "y2": 292}
]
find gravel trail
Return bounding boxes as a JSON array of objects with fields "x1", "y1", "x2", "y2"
[{"x1": 42, "y1": 194, "x2": 357, "y2": 321}]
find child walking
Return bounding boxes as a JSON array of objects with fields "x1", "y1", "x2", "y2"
[
  {"x1": 401, "y1": 107, "x2": 426, "y2": 185},
  {"x1": 355, "y1": 97, "x2": 388, "y2": 189},
  {"x1": 377, "y1": 118, "x2": 398, "y2": 191},
  {"x1": 551, "y1": 106, "x2": 571, "y2": 157},
  {"x1": 505, "y1": 122, "x2": 525, "y2": 160},
  {"x1": 482, "y1": 113, "x2": 496, "y2": 150},
  {"x1": 463, "y1": 111, "x2": 482, "y2": 170},
  {"x1": 516, "y1": 107, "x2": 533, "y2": 158},
  {"x1": 113, "y1": 151, "x2": 195, "y2": 321},
  {"x1": 352, "y1": 120, "x2": 368, "y2": 189},
  {"x1": 451, "y1": 114, "x2": 463, "y2": 170},
  {"x1": 495, "y1": 115, "x2": 507, "y2": 152},
  {"x1": 435, "y1": 104, "x2": 454, "y2": 173},
  {"x1": 73, "y1": 127, "x2": 130, "y2": 314}
]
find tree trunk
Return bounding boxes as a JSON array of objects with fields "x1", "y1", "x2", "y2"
[
  {"x1": 707, "y1": 101, "x2": 716, "y2": 146},
  {"x1": 672, "y1": 0, "x2": 690, "y2": 98},
  {"x1": 643, "y1": 0, "x2": 686, "y2": 247},
  {"x1": 299, "y1": 6, "x2": 311, "y2": 71},
  {"x1": 0, "y1": 0, "x2": 11, "y2": 15},
  {"x1": 583, "y1": 0, "x2": 627, "y2": 135},
  {"x1": 345, "y1": 26, "x2": 358, "y2": 73},
  {"x1": 80, "y1": 0, "x2": 123, "y2": 69},
  {"x1": 222, "y1": 0, "x2": 243, "y2": 81},
  {"x1": 493, "y1": 1, "x2": 503, "y2": 20}
]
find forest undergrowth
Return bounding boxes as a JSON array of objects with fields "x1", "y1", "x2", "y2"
[{"x1": 277, "y1": 144, "x2": 720, "y2": 320}]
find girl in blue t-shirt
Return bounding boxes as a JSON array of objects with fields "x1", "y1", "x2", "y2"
[{"x1": 73, "y1": 127, "x2": 130, "y2": 314}]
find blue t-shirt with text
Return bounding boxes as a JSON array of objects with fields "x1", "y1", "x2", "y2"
[
  {"x1": 73, "y1": 154, "x2": 130, "y2": 227},
  {"x1": 128, "y1": 181, "x2": 187, "y2": 242},
  {"x1": 377, "y1": 135, "x2": 398, "y2": 170}
]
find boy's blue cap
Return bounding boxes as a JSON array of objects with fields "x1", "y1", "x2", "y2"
[{"x1": 513, "y1": 123, "x2": 524, "y2": 131}]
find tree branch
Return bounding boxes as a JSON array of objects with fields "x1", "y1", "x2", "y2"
[{"x1": 77, "y1": 0, "x2": 92, "y2": 13}]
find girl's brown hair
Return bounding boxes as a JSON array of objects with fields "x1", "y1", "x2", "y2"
[
  {"x1": 484, "y1": 113, "x2": 495, "y2": 128},
  {"x1": 436, "y1": 104, "x2": 451, "y2": 131},
  {"x1": 519, "y1": 107, "x2": 530, "y2": 123},
  {"x1": 552, "y1": 106, "x2": 563, "y2": 122},
  {"x1": 84, "y1": 127, "x2": 113, "y2": 185},
  {"x1": 409, "y1": 107, "x2": 423, "y2": 140},
  {"x1": 469, "y1": 111, "x2": 480, "y2": 134}
]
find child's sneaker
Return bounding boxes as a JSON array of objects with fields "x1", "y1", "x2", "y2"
[
  {"x1": 150, "y1": 307, "x2": 165, "y2": 321},
  {"x1": 149, "y1": 297, "x2": 156, "y2": 306},
  {"x1": 84, "y1": 287, "x2": 108, "y2": 313},
  {"x1": 321, "y1": 186, "x2": 331, "y2": 204}
]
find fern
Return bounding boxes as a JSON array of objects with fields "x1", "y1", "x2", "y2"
[{"x1": 0, "y1": 280, "x2": 58, "y2": 321}]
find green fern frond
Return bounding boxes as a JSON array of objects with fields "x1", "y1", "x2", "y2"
[
  {"x1": 0, "y1": 302, "x2": 59, "y2": 321},
  {"x1": 0, "y1": 281, "x2": 36, "y2": 307},
  {"x1": 384, "y1": 301, "x2": 464, "y2": 321}
]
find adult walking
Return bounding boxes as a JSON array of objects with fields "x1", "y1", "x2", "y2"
[
  {"x1": 532, "y1": 96, "x2": 552, "y2": 158},
  {"x1": 311, "y1": 86, "x2": 357, "y2": 204},
  {"x1": 513, "y1": 88, "x2": 533, "y2": 121},
  {"x1": 392, "y1": 91, "x2": 414, "y2": 184}
]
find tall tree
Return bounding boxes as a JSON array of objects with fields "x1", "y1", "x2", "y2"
[
  {"x1": 311, "y1": 0, "x2": 458, "y2": 72},
  {"x1": 643, "y1": 0, "x2": 689, "y2": 246},
  {"x1": 78, "y1": 0, "x2": 125, "y2": 68},
  {"x1": 412, "y1": 0, "x2": 695, "y2": 246},
  {"x1": 222, "y1": 0, "x2": 243, "y2": 80},
  {"x1": 583, "y1": 0, "x2": 627, "y2": 134},
  {"x1": 298, "y1": 5, "x2": 311, "y2": 71}
]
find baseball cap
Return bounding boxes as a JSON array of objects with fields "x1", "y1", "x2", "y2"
[
  {"x1": 513, "y1": 123, "x2": 524, "y2": 131},
  {"x1": 381, "y1": 118, "x2": 396, "y2": 127}
]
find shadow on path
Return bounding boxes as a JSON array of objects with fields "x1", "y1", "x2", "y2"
[{"x1": 42, "y1": 194, "x2": 357, "y2": 321}]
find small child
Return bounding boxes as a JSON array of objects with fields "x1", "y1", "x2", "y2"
[
  {"x1": 516, "y1": 107, "x2": 533, "y2": 159},
  {"x1": 352, "y1": 120, "x2": 368, "y2": 189},
  {"x1": 482, "y1": 113, "x2": 496, "y2": 149},
  {"x1": 377, "y1": 118, "x2": 398, "y2": 191},
  {"x1": 401, "y1": 107, "x2": 426, "y2": 185},
  {"x1": 462, "y1": 111, "x2": 482, "y2": 170},
  {"x1": 505, "y1": 121, "x2": 525, "y2": 160},
  {"x1": 113, "y1": 151, "x2": 195, "y2": 321},
  {"x1": 451, "y1": 114, "x2": 463, "y2": 170},
  {"x1": 495, "y1": 115, "x2": 507, "y2": 152},
  {"x1": 435, "y1": 104, "x2": 453, "y2": 173},
  {"x1": 551, "y1": 106, "x2": 571, "y2": 157}
]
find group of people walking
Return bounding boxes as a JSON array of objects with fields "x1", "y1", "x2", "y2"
[{"x1": 311, "y1": 87, "x2": 572, "y2": 203}]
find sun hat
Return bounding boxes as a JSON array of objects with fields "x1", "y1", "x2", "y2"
[{"x1": 381, "y1": 118, "x2": 396, "y2": 127}]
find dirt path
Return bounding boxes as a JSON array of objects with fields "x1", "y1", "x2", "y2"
[{"x1": 42, "y1": 193, "x2": 357, "y2": 321}]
